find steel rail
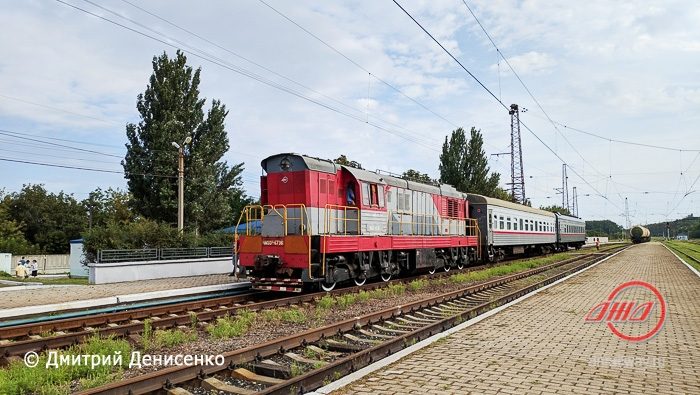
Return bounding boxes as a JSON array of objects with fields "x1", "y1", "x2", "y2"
[
  {"x1": 76, "y1": 247, "x2": 625, "y2": 395},
  {"x1": 0, "y1": 259, "x2": 498, "y2": 359}
]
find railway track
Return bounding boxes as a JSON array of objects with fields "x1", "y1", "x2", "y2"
[
  {"x1": 0, "y1": 257, "x2": 513, "y2": 361},
  {"x1": 76, "y1": 247, "x2": 625, "y2": 395}
]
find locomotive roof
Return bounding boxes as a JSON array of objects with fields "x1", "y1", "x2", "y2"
[
  {"x1": 261, "y1": 153, "x2": 465, "y2": 198},
  {"x1": 466, "y1": 193, "x2": 556, "y2": 217}
]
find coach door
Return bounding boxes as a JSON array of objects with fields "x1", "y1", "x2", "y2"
[{"x1": 487, "y1": 208, "x2": 494, "y2": 243}]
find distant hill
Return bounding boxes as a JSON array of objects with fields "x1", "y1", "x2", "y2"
[{"x1": 643, "y1": 215, "x2": 699, "y2": 237}]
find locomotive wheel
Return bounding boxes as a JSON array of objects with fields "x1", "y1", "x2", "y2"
[
  {"x1": 428, "y1": 266, "x2": 436, "y2": 275},
  {"x1": 443, "y1": 264, "x2": 451, "y2": 272},
  {"x1": 353, "y1": 276, "x2": 367, "y2": 286},
  {"x1": 380, "y1": 272, "x2": 392, "y2": 282},
  {"x1": 457, "y1": 261, "x2": 464, "y2": 270},
  {"x1": 320, "y1": 280, "x2": 336, "y2": 292}
]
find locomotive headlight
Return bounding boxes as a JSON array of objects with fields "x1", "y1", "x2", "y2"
[{"x1": 280, "y1": 156, "x2": 291, "y2": 171}]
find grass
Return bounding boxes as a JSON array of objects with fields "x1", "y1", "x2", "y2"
[
  {"x1": 151, "y1": 329, "x2": 197, "y2": 349},
  {"x1": 317, "y1": 295, "x2": 336, "y2": 309},
  {"x1": 335, "y1": 293, "x2": 358, "y2": 309},
  {"x1": 407, "y1": 279, "x2": 429, "y2": 292},
  {"x1": 0, "y1": 335, "x2": 130, "y2": 395},
  {"x1": 260, "y1": 307, "x2": 308, "y2": 324},
  {"x1": 3, "y1": 276, "x2": 89, "y2": 285},
  {"x1": 290, "y1": 362, "x2": 305, "y2": 377},
  {"x1": 664, "y1": 240, "x2": 700, "y2": 271},
  {"x1": 207, "y1": 309, "x2": 257, "y2": 339},
  {"x1": 450, "y1": 253, "x2": 572, "y2": 284}
]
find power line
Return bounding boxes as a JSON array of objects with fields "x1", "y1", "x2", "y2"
[
  {"x1": 0, "y1": 128, "x2": 126, "y2": 151},
  {"x1": 255, "y1": 0, "x2": 460, "y2": 129},
  {"x1": 550, "y1": 119, "x2": 700, "y2": 152},
  {"x1": 0, "y1": 157, "x2": 176, "y2": 178},
  {"x1": 460, "y1": 0, "x2": 606, "y2": 179},
  {"x1": 0, "y1": 129, "x2": 122, "y2": 158},
  {"x1": 0, "y1": 93, "x2": 121, "y2": 125},
  {"x1": 58, "y1": 0, "x2": 440, "y2": 152},
  {"x1": 391, "y1": 0, "x2": 621, "y2": 212},
  {"x1": 114, "y1": 0, "x2": 443, "y2": 151}
]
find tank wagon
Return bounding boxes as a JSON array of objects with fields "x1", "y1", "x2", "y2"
[
  {"x1": 235, "y1": 153, "x2": 587, "y2": 292},
  {"x1": 630, "y1": 225, "x2": 651, "y2": 244}
]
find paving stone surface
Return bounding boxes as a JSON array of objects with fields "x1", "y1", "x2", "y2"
[
  {"x1": 0, "y1": 274, "x2": 240, "y2": 309},
  {"x1": 333, "y1": 243, "x2": 700, "y2": 395}
]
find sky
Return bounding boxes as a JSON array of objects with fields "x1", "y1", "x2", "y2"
[{"x1": 1, "y1": 0, "x2": 699, "y2": 227}]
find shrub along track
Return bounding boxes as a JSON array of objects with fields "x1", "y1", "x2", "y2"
[
  {"x1": 0, "y1": 254, "x2": 535, "y2": 361},
  {"x1": 76, "y1": 246, "x2": 626, "y2": 395}
]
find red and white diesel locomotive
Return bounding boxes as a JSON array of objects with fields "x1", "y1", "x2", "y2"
[
  {"x1": 235, "y1": 153, "x2": 585, "y2": 292},
  {"x1": 235, "y1": 153, "x2": 480, "y2": 292}
]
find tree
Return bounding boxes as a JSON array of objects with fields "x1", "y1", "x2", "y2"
[
  {"x1": 82, "y1": 188, "x2": 135, "y2": 229},
  {"x1": 402, "y1": 169, "x2": 434, "y2": 184},
  {"x1": 0, "y1": 192, "x2": 37, "y2": 255},
  {"x1": 539, "y1": 205, "x2": 572, "y2": 216},
  {"x1": 439, "y1": 127, "x2": 502, "y2": 198},
  {"x1": 333, "y1": 154, "x2": 363, "y2": 169},
  {"x1": 3, "y1": 184, "x2": 86, "y2": 253},
  {"x1": 122, "y1": 51, "x2": 249, "y2": 233},
  {"x1": 585, "y1": 220, "x2": 624, "y2": 237}
]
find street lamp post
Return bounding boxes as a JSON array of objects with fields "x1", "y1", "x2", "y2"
[{"x1": 172, "y1": 136, "x2": 192, "y2": 232}]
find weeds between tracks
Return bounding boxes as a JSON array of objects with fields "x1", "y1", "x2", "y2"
[{"x1": 0, "y1": 248, "x2": 616, "y2": 393}]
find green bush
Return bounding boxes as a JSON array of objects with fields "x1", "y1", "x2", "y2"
[{"x1": 82, "y1": 219, "x2": 234, "y2": 263}]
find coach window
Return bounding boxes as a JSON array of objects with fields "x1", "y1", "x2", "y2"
[
  {"x1": 499, "y1": 216, "x2": 504, "y2": 230},
  {"x1": 519, "y1": 218, "x2": 524, "y2": 231},
  {"x1": 506, "y1": 217, "x2": 511, "y2": 230},
  {"x1": 488, "y1": 214, "x2": 493, "y2": 229}
]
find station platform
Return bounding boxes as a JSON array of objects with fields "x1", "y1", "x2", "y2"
[
  {"x1": 322, "y1": 243, "x2": 700, "y2": 394},
  {"x1": 0, "y1": 274, "x2": 248, "y2": 319}
]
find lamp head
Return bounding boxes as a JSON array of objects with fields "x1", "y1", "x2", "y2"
[
  {"x1": 184, "y1": 136, "x2": 192, "y2": 145},
  {"x1": 171, "y1": 142, "x2": 180, "y2": 149}
]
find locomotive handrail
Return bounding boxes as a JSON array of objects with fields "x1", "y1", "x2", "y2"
[
  {"x1": 321, "y1": 204, "x2": 362, "y2": 278},
  {"x1": 322, "y1": 204, "x2": 361, "y2": 235}
]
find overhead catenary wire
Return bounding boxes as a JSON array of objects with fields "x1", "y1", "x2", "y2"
[
  {"x1": 57, "y1": 0, "x2": 441, "y2": 152},
  {"x1": 391, "y1": 0, "x2": 621, "y2": 212},
  {"x1": 460, "y1": 0, "x2": 613, "y2": 190},
  {"x1": 0, "y1": 157, "x2": 176, "y2": 178},
  {"x1": 255, "y1": 0, "x2": 460, "y2": 130},
  {"x1": 0, "y1": 129, "x2": 122, "y2": 158}
]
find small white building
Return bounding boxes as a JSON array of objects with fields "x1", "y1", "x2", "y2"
[
  {"x1": 69, "y1": 239, "x2": 89, "y2": 278},
  {"x1": 676, "y1": 235, "x2": 689, "y2": 241}
]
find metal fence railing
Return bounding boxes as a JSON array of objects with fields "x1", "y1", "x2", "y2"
[{"x1": 97, "y1": 247, "x2": 233, "y2": 263}]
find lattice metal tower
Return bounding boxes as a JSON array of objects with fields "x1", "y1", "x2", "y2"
[
  {"x1": 624, "y1": 197, "x2": 631, "y2": 229},
  {"x1": 561, "y1": 164, "x2": 569, "y2": 211},
  {"x1": 572, "y1": 186, "x2": 579, "y2": 217},
  {"x1": 509, "y1": 104, "x2": 526, "y2": 203}
]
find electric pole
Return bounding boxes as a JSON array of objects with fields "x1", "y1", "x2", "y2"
[
  {"x1": 572, "y1": 186, "x2": 578, "y2": 217},
  {"x1": 509, "y1": 104, "x2": 526, "y2": 204},
  {"x1": 172, "y1": 136, "x2": 192, "y2": 232}
]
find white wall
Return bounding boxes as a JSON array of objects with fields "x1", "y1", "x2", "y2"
[
  {"x1": 88, "y1": 257, "x2": 233, "y2": 284},
  {"x1": 585, "y1": 236, "x2": 609, "y2": 244}
]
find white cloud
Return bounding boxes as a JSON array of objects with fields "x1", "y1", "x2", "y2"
[
  {"x1": 0, "y1": 0, "x2": 698, "y2": 224},
  {"x1": 492, "y1": 51, "x2": 557, "y2": 75}
]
